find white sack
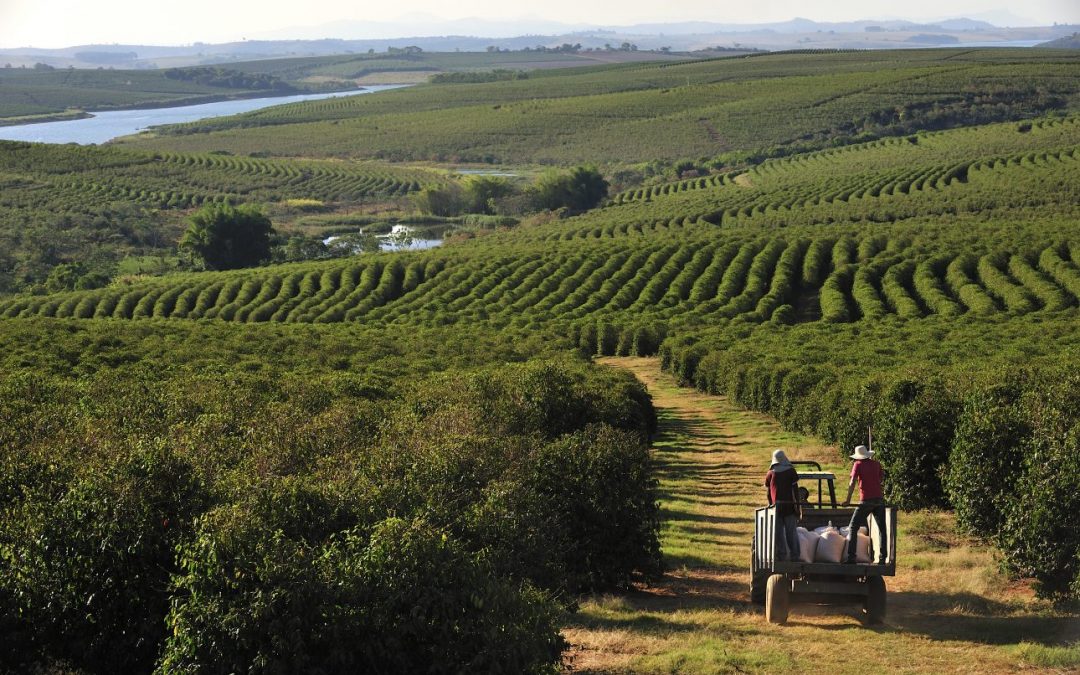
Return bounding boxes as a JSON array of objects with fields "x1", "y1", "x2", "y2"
[
  {"x1": 856, "y1": 531, "x2": 872, "y2": 563},
  {"x1": 796, "y1": 527, "x2": 819, "y2": 563},
  {"x1": 815, "y1": 529, "x2": 846, "y2": 563}
]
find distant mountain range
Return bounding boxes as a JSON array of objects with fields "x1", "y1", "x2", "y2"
[
  {"x1": 252, "y1": 16, "x2": 1009, "y2": 41},
  {"x1": 1, "y1": 18, "x2": 1077, "y2": 70}
]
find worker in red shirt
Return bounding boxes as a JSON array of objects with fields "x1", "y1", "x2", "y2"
[
  {"x1": 764, "y1": 449, "x2": 801, "y2": 562},
  {"x1": 842, "y1": 444, "x2": 887, "y2": 564}
]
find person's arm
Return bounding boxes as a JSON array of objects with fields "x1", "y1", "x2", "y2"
[
  {"x1": 842, "y1": 479, "x2": 856, "y2": 506},
  {"x1": 842, "y1": 463, "x2": 857, "y2": 506},
  {"x1": 765, "y1": 472, "x2": 774, "y2": 505}
]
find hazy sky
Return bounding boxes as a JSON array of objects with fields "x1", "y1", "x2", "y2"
[{"x1": 2, "y1": 0, "x2": 1079, "y2": 47}]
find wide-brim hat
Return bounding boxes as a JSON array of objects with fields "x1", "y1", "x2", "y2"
[
  {"x1": 850, "y1": 445, "x2": 874, "y2": 460},
  {"x1": 770, "y1": 449, "x2": 791, "y2": 467}
]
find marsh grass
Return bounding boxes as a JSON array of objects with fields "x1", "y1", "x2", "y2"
[{"x1": 562, "y1": 357, "x2": 1080, "y2": 674}]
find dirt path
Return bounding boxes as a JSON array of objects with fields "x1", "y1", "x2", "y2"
[{"x1": 561, "y1": 357, "x2": 1078, "y2": 674}]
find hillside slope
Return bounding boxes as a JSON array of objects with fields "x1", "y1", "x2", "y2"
[
  {"x1": 15, "y1": 117, "x2": 1078, "y2": 330},
  {"x1": 121, "y1": 49, "x2": 1080, "y2": 165}
]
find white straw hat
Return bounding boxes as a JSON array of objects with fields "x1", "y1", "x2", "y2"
[
  {"x1": 771, "y1": 449, "x2": 791, "y2": 467},
  {"x1": 850, "y1": 445, "x2": 874, "y2": 460}
]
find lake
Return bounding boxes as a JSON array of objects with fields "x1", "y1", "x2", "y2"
[
  {"x1": 324, "y1": 226, "x2": 444, "y2": 254},
  {"x1": 0, "y1": 86, "x2": 405, "y2": 145}
]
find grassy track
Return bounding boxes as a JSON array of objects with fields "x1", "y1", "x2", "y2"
[{"x1": 564, "y1": 357, "x2": 1079, "y2": 674}]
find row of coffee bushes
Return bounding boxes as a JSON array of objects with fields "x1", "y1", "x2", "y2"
[
  {"x1": 574, "y1": 320, "x2": 668, "y2": 358},
  {"x1": 943, "y1": 369, "x2": 1079, "y2": 600},
  {"x1": 0, "y1": 317, "x2": 568, "y2": 379},
  {"x1": 661, "y1": 312, "x2": 1080, "y2": 599},
  {"x1": 0, "y1": 326, "x2": 661, "y2": 673}
]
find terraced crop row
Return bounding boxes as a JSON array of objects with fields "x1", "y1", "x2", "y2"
[
  {"x1": 6, "y1": 236, "x2": 1077, "y2": 327},
  {"x1": 0, "y1": 141, "x2": 438, "y2": 217},
  {"x1": 607, "y1": 172, "x2": 740, "y2": 205},
  {"x1": 513, "y1": 117, "x2": 1080, "y2": 244}
]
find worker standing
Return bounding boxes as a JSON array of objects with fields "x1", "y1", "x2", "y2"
[
  {"x1": 842, "y1": 444, "x2": 887, "y2": 565},
  {"x1": 764, "y1": 449, "x2": 801, "y2": 562}
]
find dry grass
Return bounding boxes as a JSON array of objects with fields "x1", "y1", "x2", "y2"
[{"x1": 562, "y1": 357, "x2": 1080, "y2": 674}]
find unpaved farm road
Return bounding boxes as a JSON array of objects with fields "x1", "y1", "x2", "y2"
[{"x1": 561, "y1": 357, "x2": 1079, "y2": 675}]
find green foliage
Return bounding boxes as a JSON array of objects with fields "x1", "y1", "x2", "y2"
[
  {"x1": 3, "y1": 50, "x2": 1080, "y2": 648},
  {"x1": 430, "y1": 69, "x2": 529, "y2": 84},
  {"x1": 0, "y1": 140, "x2": 438, "y2": 290},
  {"x1": 664, "y1": 313, "x2": 1080, "y2": 596},
  {"x1": 0, "y1": 67, "x2": 295, "y2": 119},
  {"x1": 944, "y1": 377, "x2": 1030, "y2": 536},
  {"x1": 43, "y1": 262, "x2": 108, "y2": 293},
  {"x1": 163, "y1": 66, "x2": 294, "y2": 91},
  {"x1": 0, "y1": 441, "x2": 205, "y2": 671},
  {"x1": 872, "y1": 377, "x2": 957, "y2": 509},
  {"x1": 412, "y1": 183, "x2": 465, "y2": 216},
  {"x1": 993, "y1": 374, "x2": 1080, "y2": 599},
  {"x1": 180, "y1": 203, "x2": 275, "y2": 270},
  {"x1": 533, "y1": 166, "x2": 609, "y2": 213},
  {"x1": 0, "y1": 322, "x2": 661, "y2": 669},
  {"x1": 462, "y1": 175, "x2": 515, "y2": 214},
  {"x1": 162, "y1": 503, "x2": 563, "y2": 674},
  {"x1": 127, "y1": 49, "x2": 1080, "y2": 165}
]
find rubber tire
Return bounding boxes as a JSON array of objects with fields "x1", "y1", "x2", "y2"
[
  {"x1": 864, "y1": 576, "x2": 886, "y2": 625},
  {"x1": 750, "y1": 544, "x2": 767, "y2": 604},
  {"x1": 765, "y1": 574, "x2": 790, "y2": 624},
  {"x1": 750, "y1": 570, "x2": 768, "y2": 605}
]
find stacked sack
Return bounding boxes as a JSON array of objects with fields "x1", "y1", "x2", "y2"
[{"x1": 794, "y1": 525, "x2": 871, "y2": 563}]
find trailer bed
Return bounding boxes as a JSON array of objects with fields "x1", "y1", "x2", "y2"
[{"x1": 753, "y1": 506, "x2": 897, "y2": 578}]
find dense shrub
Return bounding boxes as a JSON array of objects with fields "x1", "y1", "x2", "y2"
[
  {"x1": 994, "y1": 372, "x2": 1080, "y2": 599},
  {"x1": 471, "y1": 424, "x2": 662, "y2": 593},
  {"x1": 401, "y1": 359, "x2": 655, "y2": 448},
  {"x1": 161, "y1": 497, "x2": 564, "y2": 674},
  {"x1": 0, "y1": 442, "x2": 206, "y2": 672},
  {"x1": 179, "y1": 203, "x2": 275, "y2": 271},
  {"x1": 871, "y1": 376, "x2": 957, "y2": 509},
  {"x1": 532, "y1": 166, "x2": 609, "y2": 212},
  {"x1": 944, "y1": 376, "x2": 1030, "y2": 535},
  {"x1": 0, "y1": 323, "x2": 663, "y2": 669}
]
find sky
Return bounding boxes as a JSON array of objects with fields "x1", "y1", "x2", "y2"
[{"x1": 2, "y1": 0, "x2": 1079, "y2": 48}]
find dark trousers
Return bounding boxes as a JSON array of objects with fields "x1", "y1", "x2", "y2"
[
  {"x1": 846, "y1": 498, "x2": 887, "y2": 564},
  {"x1": 775, "y1": 513, "x2": 799, "y2": 562}
]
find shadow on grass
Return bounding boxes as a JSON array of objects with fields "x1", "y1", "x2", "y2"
[
  {"x1": 658, "y1": 506, "x2": 741, "y2": 526},
  {"x1": 655, "y1": 489, "x2": 754, "y2": 508},
  {"x1": 659, "y1": 551, "x2": 740, "y2": 570},
  {"x1": 569, "y1": 575, "x2": 762, "y2": 632},
  {"x1": 566, "y1": 611, "x2": 701, "y2": 635},
  {"x1": 889, "y1": 591, "x2": 1080, "y2": 646},
  {"x1": 782, "y1": 591, "x2": 1079, "y2": 648}
]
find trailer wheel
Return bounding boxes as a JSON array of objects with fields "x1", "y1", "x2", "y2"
[
  {"x1": 864, "y1": 576, "x2": 886, "y2": 625},
  {"x1": 765, "y1": 574, "x2": 789, "y2": 624}
]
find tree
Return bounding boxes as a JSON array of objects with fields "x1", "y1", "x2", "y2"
[
  {"x1": 532, "y1": 166, "x2": 609, "y2": 213},
  {"x1": 179, "y1": 203, "x2": 274, "y2": 270},
  {"x1": 412, "y1": 184, "x2": 465, "y2": 217},
  {"x1": 462, "y1": 176, "x2": 514, "y2": 214},
  {"x1": 44, "y1": 262, "x2": 85, "y2": 293}
]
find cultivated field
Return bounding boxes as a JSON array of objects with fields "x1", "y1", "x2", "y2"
[{"x1": 0, "y1": 48, "x2": 1077, "y2": 673}]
